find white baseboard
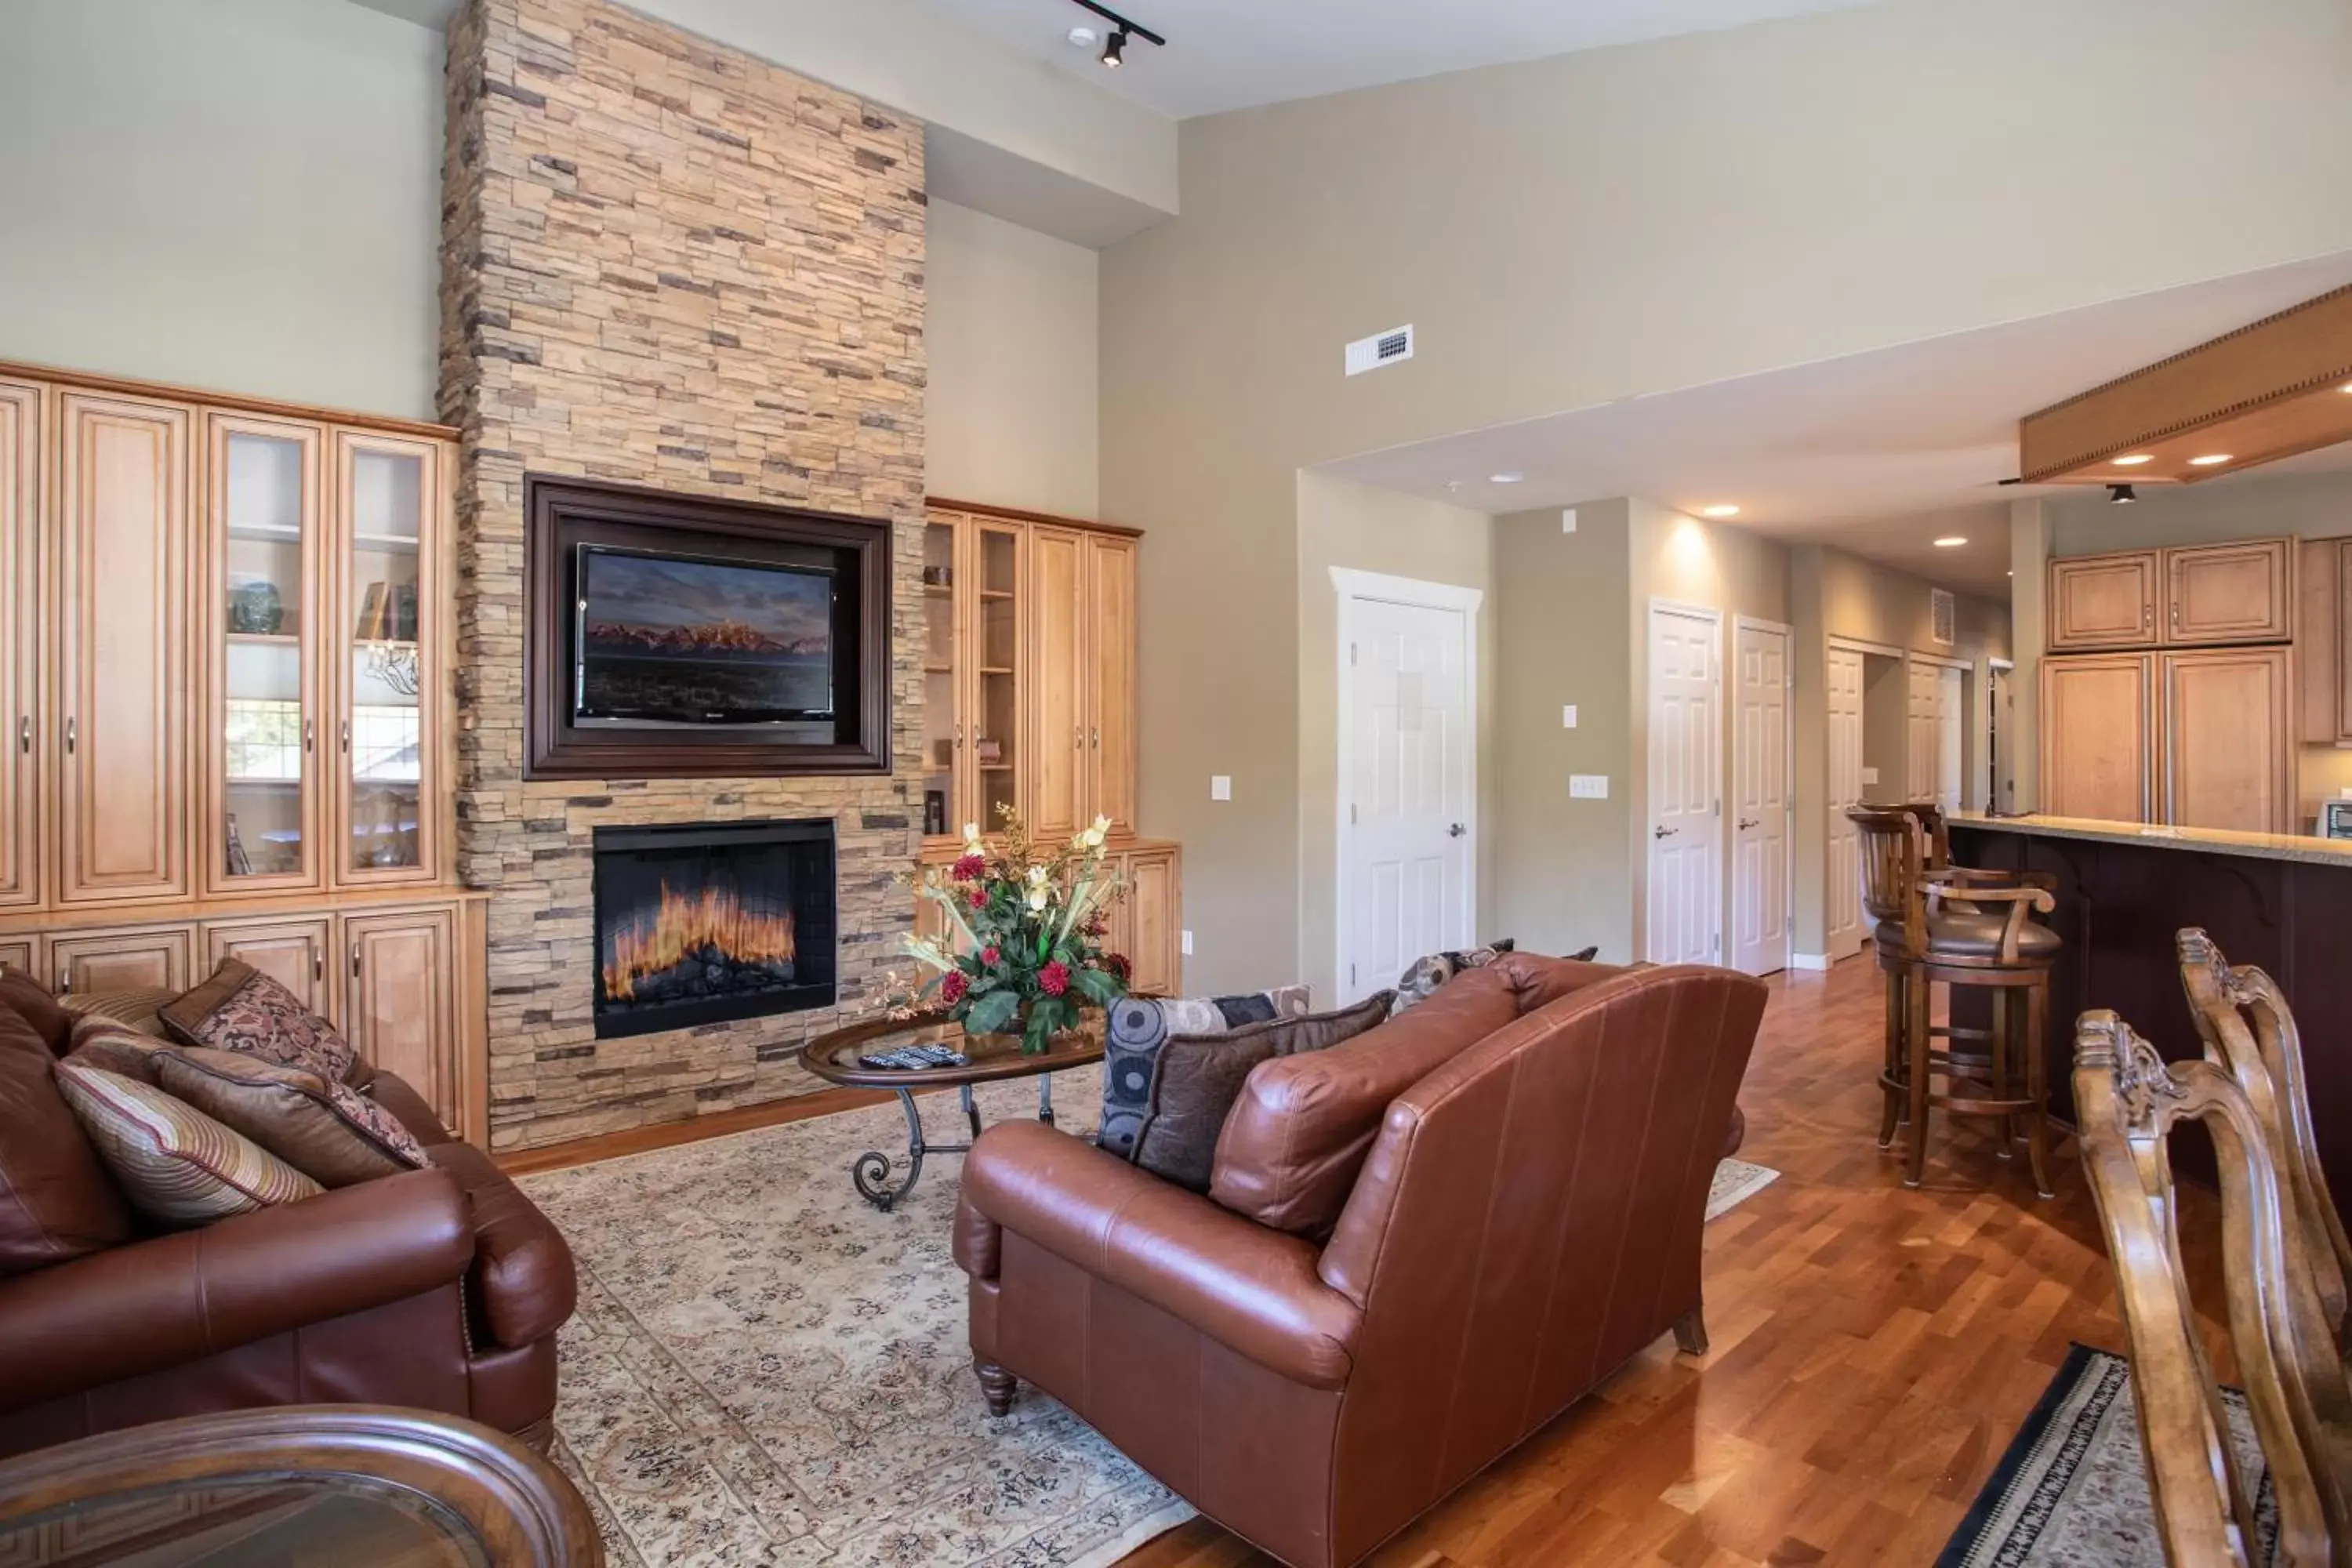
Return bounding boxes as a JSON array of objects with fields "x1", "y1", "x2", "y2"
[{"x1": 1790, "y1": 952, "x2": 1835, "y2": 971}]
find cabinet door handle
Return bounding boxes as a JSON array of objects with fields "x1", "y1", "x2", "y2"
[
  {"x1": 1075, "y1": 725, "x2": 1085, "y2": 750},
  {"x1": 63, "y1": 717, "x2": 75, "y2": 755},
  {"x1": 339, "y1": 720, "x2": 351, "y2": 754},
  {"x1": 1091, "y1": 727, "x2": 1101, "y2": 750},
  {"x1": 314, "y1": 949, "x2": 325, "y2": 982},
  {"x1": 303, "y1": 720, "x2": 316, "y2": 754},
  {"x1": 953, "y1": 722, "x2": 963, "y2": 750},
  {"x1": 350, "y1": 942, "x2": 362, "y2": 979},
  {"x1": 15, "y1": 716, "x2": 27, "y2": 755}
]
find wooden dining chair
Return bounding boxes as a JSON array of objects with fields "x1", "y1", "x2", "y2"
[
  {"x1": 2074, "y1": 1010, "x2": 2352, "y2": 1566},
  {"x1": 2177, "y1": 929, "x2": 2352, "y2": 1352}
]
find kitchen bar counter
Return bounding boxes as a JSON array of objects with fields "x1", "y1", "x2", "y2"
[{"x1": 1948, "y1": 813, "x2": 2352, "y2": 1215}]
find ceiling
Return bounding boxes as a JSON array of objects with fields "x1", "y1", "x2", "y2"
[
  {"x1": 920, "y1": 0, "x2": 1896, "y2": 119},
  {"x1": 1323, "y1": 252, "x2": 2352, "y2": 597}
]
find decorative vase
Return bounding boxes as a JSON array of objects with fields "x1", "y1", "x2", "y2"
[{"x1": 227, "y1": 580, "x2": 284, "y2": 635}]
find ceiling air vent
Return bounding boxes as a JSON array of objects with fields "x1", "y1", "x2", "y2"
[
  {"x1": 1931, "y1": 588, "x2": 1957, "y2": 648},
  {"x1": 1345, "y1": 325, "x2": 1414, "y2": 376}
]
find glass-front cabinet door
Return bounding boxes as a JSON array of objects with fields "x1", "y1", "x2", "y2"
[
  {"x1": 205, "y1": 414, "x2": 322, "y2": 895},
  {"x1": 964, "y1": 520, "x2": 1023, "y2": 836},
  {"x1": 920, "y1": 514, "x2": 959, "y2": 844},
  {"x1": 332, "y1": 430, "x2": 441, "y2": 887}
]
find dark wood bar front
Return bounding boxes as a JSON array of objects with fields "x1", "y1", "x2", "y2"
[{"x1": 1949, "y1": 813, "x2": 2352, "y2": 1217}]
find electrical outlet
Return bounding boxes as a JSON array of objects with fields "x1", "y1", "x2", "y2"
[
  {"x1": 1570, "y1": 775, "x2": 1609, "y2": 799},
  {"x1": 1210, "y1": 775, "x2": 1232, "y2": 801},
  {"x1": 1562, "y1": 705, "x2": 1578, "y2": 729},
  {"x1": 1561, "y1": 508, "x2": 1577, "y2": 534},
  {"x1": 1181, "y1": 930, "x2": 1194, "y2": 956}
]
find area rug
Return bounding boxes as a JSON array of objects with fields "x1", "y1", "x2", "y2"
[
  {"x1": 1936, "y1": 1342, "x2": 2277, "y2": 1568},
  {"x1": 521, "y1": 1068, "x2": 1786, "y2": 1568},
  {"x1": 1706, "y1": 1157, "x2": 1779, "y2": 1220}
]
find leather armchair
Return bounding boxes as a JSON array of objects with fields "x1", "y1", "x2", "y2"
[
  {"x1": 955, "y1": 960, "x2": 1766, "y2": 1568},
  {"x1": 0, "y1": 1007, "x2": 575, "y2": 1461}
]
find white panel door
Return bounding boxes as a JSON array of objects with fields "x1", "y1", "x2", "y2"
[
  {"x1": 1731, "y1": 624, "x2": 1790, "y2": 977},
  {"x1": 1343, "y1": 597, "x2": 1472, "y2": 1003},
  {"x1": 1646, "y1": 608, "x2": 1719, "y2": 966},
  {"x1": 1906, "y1": 659, "x2": 1940, "y2": 807},
  {"x1": 1937, "y1": 666, "x2": 1965, "y2": 815},
  {"x1": 1825, "y1": 647, "x2": 1865, "y2": 954}
]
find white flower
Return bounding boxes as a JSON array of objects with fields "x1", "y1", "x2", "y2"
[
  {"x1": 1091, "y1": 814, "x2": 1112, "y2": 834},
  {"x1": 1025, "y1": 887, "x2": 1049, "y2": 913},
  {"x1": 962, "y1": 822, "x2": 981, "y2": 844},
  {"x1": 1081, "y1": 826, "x2": 1106, "y2": 849},
  {"x1": 1028, "y1": 865, "x2": 1048, "y2": 885}
]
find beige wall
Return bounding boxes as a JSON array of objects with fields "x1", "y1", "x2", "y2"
[
  {"x1": 1297, "y1": 473, "x2": 1497, "y2": 1000},
  {"x1": 0, "y1": 0, "x2": 444, "y2": 419},
  {"x1": 925, "y1": 199, "x2": 1100, "y2": 518},
  {"x1": 1788, "y1": 544, "x2": 2012, "y2": 956},
  {"x1": 1102, "y1": 0, "x2": 2352, "y2": 993}
]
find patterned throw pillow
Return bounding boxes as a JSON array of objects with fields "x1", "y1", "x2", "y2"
[
  {"x1": 1388, "y1": 940, "x2": 1569, "y2": 1018},
  {"x1": 1120, "y1": 993, "x2": 1396, "y2": 1191},
  {"x1": 59, "y1": 987, "x2": 179, "y2": 1038},
  {"x1": 1099, "y1": 985, "x2": 1312, "y2": 1160},
  {"x1": 53, "y1": 1062, "x2": 322, "y2": 1225},
  {"x1": 160, "y1": 960, "x2": 355, "y2": 1084},
  {"x1": 157, "y1": 1047, "x2": 428, "y2": 1189}
]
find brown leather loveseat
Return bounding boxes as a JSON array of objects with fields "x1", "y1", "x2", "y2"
[
  {"x1": 954, "y1": 955, "x2": 1766, "y2": 1568},
  {"x1": 0, "y1": 985, "x2": 575, "y2": 1459}
]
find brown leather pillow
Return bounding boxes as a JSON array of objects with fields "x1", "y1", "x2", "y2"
[
  {"x1": 156, "y1": 1048, "x2": 428, "y2": 1189},
  {"x1": 1131, "y1": 993, "x2": 1394, "y2": 1192},
  {"x1": 160, "y1": 960, "x2": 356, "y2": 1083},
  {"x1": 59, "y1": 987, "x2": 178, "y2": 1039},
  {"x1": 1210, "y1": 967, "x2": 1523, "y2": 1236},
  {"x1": 0, "y1": 1003, "x2": 132, "y2": 1276},
  {"x1": 1488, "y1": 950, "x2": 1635, "y2": 1015},
  {"x1": 0, "y1": 968, "x2": 73, "y2": 1056}
]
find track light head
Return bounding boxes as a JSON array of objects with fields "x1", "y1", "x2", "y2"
[
  {"x1": 1101, "y1": 27, "x2": 1127, "y2": 67},
  {"x1": 1068, "y1": 2, "x2": 1163, "y2": 67},
  {"x1": 2108, "y1": 483, "x2": 2138, "y2": 506}
]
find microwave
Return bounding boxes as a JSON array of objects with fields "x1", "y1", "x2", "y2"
[{"x1": 2322, "y1": 800, "x2": 2352, "y2": 840}]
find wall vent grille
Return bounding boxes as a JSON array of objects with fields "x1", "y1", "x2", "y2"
[
  {"x1": 1345, "y1": 325, "x2": 1415, "y2": 376},
  {"x1": 1931, "y1": 588, "x2": 1957, "y2": 647}
]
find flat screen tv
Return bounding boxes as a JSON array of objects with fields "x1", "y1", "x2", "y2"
[{"x1": 572, "y1": 545, "x2": 836, "y2": 728}]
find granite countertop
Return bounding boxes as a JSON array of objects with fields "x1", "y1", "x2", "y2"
[{"x1": 1949, "y1": 811, "x2": 2352, "y2": 868}]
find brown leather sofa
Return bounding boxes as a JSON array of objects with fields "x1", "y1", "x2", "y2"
[
  {"x1": 0, "y1": 984, "x2": 575, "y2": 1460},
  {"x1": 954, "y1": 955, "x2": 1766, "y2": 1568}
]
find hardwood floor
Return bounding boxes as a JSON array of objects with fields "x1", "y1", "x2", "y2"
[{"x1": 1119, "y1": 954, "x2": 2229, "y2": 1568}]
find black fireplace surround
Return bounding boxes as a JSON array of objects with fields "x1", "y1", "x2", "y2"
[{"x1": 590, "y1": 818, "x2": 837, "y2": 1040}]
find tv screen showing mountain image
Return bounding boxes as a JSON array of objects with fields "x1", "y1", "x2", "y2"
[{"x1": 574, "y1": 547, "x2": 836, "y2": 728}]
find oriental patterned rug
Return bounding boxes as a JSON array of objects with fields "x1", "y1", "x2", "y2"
[{"x1": 521, "y1": 1066, "x2": 1781, "y2": 1568}]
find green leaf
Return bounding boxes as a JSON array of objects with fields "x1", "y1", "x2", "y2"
[
  {"x1": 963, "y1": 989, "x2": 1020, "y2": 1036},
  {"x1": 1071, "y1": 965, "x2": 1124, "y2": 1006}
]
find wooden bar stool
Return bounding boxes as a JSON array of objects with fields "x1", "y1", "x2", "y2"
[{"x1": 1849, "y1": 806, "x2": 2062, "y2": 1196}]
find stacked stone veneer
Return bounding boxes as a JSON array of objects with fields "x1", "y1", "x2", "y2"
[{"x1": 437, "y1": 0, "x2": 927, "y2": 1149}]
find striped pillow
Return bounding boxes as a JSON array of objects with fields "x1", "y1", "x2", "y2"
[
  {"x1": 64, "y1": 1020, "x2": 178, "y2": 1084},
  {"x1": 60, "y1": 988, "x2": 177, "y2": 1037},
  {"x1": 53, "y1": 1062, "x2": 321, "y2": 1225}
]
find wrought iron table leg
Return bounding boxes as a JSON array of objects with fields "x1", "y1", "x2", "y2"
[
  {"x1": 1038, "y1": 1073, "x2": 1055, "y2": 1127},
  {"x1": 961, "y1": 1083, "x2": 981, "y2": 1142},
  {"x1": 850, "y1": 1090, "x2": 931, "y2": 1212}
]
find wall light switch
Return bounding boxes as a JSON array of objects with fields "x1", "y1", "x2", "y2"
[
  {"x1": 1561, "y1": 508, "x2": 1577, "y2": 535},
  {"x1": 1210, "y1": 775, "x2": 1232, "y2": 801},
  {"x1": 1570, "y1": 775, "x2": 1609, "y2": 799},
  {"x1": 1181, "y1": 930, "x2": 1194, "y2": 956},
  {"x1": 1861, "y1": 766, "x2": 1880, "y2": 786},
  {"x1": 1562, "y1": 705, "x2": 1578, "y2": 729}
]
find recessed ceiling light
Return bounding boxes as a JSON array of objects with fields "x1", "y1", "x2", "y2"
[
  {"x1": 1066, "y1": 24, "x2": 1097, "y2": 45},
  {"x1": 2112, "y1": 454, "x2": 2154, "y2": 466},
  {"x1": 2343, "y1": 383, "x2": 2352, "y2": 394},
  {"x1": 2188, "y1": 454, "x2": 2232, "y2": 466},
  {"x1": 1933, "y1": 536, "x2": 1968, "y2": 548},
  {"x1": 1489, "y1": 472, "x2": 1524, "y2": 485},
  {"x1": 1700, "y1": 504, "x2": 1740, "y2": 518}
]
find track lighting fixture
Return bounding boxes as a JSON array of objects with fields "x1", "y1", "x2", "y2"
[
  {"x1": 2108, "y1": 483, "x2": 2137, "y2": 506},
  {"x1": 1067, "y1": 0, "x2": 1165, "y2": 69}
]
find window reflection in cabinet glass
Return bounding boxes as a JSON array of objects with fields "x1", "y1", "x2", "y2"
[
  {"x1": 221, "y1": 432, "x2": 308, "y2": 880},
  {"x1": 347, "y1": 448, "x2": 424, "y2": 873}
]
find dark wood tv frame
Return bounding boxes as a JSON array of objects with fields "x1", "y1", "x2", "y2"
[{"x1": 523, "y1": 476, "x2": 893, "y2": 780}]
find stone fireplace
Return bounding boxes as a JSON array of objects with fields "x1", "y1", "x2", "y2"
[
  {"x1": 437, "y1": 0, "x2": 927, "y2": 1150},
  {"x1": 590, "y1": 820, "x2": 838, "y2": 1040}
]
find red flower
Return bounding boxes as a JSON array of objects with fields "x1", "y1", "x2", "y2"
[
  {"x1": 939, "y1": 971, "x2": 969, "y2": 1004},
  {"x1": 951, "y1": 854, "x2": 985, "y2": 882},
  {"x1": 968, "y1": 890, "x2": 987, "y2": 910},
  {"x1": 981, "y1": 946, "x2": 1000, "y2": 966},
  {"x1": 1039, "y1": 960, "x2": 1070, "y2": 997},
  {"x1": 1084, "y1": 912, "x2": 1108, "y2": 937},
  {"x1": 1105, "y1": 953, "x2": 1131, "y2": 982}
]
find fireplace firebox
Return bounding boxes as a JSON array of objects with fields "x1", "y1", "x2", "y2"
[{"x1": 590, "y1": 819, "x2": 837, "y2": 1040}]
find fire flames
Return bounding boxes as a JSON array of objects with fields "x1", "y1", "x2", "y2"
[{"x1": 602, "y1": 882, "x2": 797, "y2": 1002}]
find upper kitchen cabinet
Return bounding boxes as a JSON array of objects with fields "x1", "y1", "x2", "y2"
[{"x1": 2046, "y1": 539, "x2": 2292, "y2": 652}]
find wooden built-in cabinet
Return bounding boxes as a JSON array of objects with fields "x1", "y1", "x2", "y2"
[
  {"x1": 2040, "y1": 648, "x2": 2293, "y2": 833},
  {"x1": 2299, "y1": 537, "x2": 2352, "y2": 746},
  {"x1": 2047, "y1": 539, "x2": 2292, "y2": 652},
  {"x1": 0, "y1": 360, "x2": 484, "y2": 1143},
  {"x1": 2040, "y1": 653, "x2": 2157, "y2": 823}
]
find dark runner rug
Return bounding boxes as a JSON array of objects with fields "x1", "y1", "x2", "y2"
[{"x1": 1936, "y1": 1342, "x2": 2276, "y2": 1568}]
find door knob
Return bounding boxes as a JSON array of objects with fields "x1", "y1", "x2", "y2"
[
  {"x1": 1737, "y1": 818, "x2": 1759, "y2": 829},
  {"x1": 1447, "y1": 822, "x2": 1466, "y2": 838},
  {"x1": 1654, "y1": 826, "x2": 1677, "y2": 840}
]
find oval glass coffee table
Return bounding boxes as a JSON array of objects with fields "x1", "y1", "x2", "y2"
[{"x1": 800, "y1": 1011, "x2": 1103, "y2": 1210}]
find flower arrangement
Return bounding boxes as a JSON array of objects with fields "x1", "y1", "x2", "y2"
[{"x1": 902, "y1": 805, "x2": 1130, "y2": 1054}]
